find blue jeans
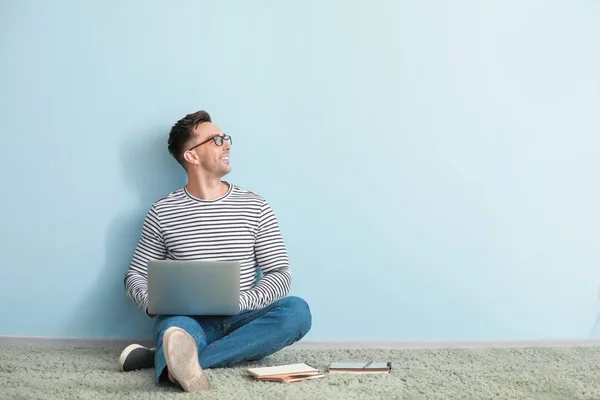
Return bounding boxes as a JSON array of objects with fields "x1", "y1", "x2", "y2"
[{"x1": 152, "y1": 296, "x2": 312, "y2": 383}]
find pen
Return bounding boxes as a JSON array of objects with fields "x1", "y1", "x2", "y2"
[{"x1": 364, "y1": 361, "x2": 373, "y2": 369}]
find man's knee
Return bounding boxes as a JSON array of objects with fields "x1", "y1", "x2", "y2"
[
  {"x1": 278, "y1": 296, "x2": 312, "y2": 337},
  {"x1": 279, "y1": 296, "x2": 310, "y2": 313}
]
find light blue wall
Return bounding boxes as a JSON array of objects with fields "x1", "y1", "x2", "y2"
[{"x1": 1, "y1": 0, "x2": 599, "y2": 341}]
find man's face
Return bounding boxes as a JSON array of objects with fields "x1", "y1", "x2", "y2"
[{"x1": 186, "y1": 122, "x2": 231, "y2": 177}]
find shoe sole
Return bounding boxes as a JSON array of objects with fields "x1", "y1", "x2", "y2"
[
  {"x1": 117, "y1": 344, "x2": 155, "y2": 372},
  {"x1": 163, "y1": 327, "x2": 210, "y2": 391}
]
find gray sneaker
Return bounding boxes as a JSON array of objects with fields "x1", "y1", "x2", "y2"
[{"x1": 118, "y1": 344, "x2": 155, "y2": 372}]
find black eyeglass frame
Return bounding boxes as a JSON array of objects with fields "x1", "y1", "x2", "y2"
[{"x1": 188, "y1": 134, "x2": 232, "y2": 151}]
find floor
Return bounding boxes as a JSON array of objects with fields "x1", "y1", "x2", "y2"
[{"x1": 2, "y1": 344, "x2": 600, "y2": 399}]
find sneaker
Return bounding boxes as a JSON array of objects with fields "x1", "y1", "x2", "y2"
[
  {"x1": 163, "y1": 327, "x2": 210, "y2": 391},
  {"x1": 118, "y1": 344, "x2": 156, "y2": 372}
]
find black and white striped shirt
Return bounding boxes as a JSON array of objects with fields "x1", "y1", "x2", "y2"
[{"x1": 124, "y1": 183, "x2": 291, "y2": 315}]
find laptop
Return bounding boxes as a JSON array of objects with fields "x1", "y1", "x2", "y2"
[{"x1": 147, "y1": 260, "x2": 240, "y2": 316}]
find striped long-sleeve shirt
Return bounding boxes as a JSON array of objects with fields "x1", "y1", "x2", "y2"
[{"x1": 124, "y1": 183, "x2": 291, "y2": 316}]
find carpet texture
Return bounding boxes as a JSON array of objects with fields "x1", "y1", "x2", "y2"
[{"x1": 1, "y1": 344, "x2": 600, "y2": 399}]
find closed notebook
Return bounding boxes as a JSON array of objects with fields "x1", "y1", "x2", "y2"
[
  {"x1": 328, "y1": 362, "x2": 392, "y2": 374},
  {"x1": 255, "y1": 373, "x2": 326, "y2": 384},
  {"x1": 247, "y1": 363, "x2": 320, "y2": 379}
]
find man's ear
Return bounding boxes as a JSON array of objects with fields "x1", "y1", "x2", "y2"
[{"x1": 183, "y1": 150, "x2": 198, "y2": 165}]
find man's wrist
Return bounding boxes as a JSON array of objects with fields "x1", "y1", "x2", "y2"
[{"x1": 239, "y1": 292, "x2": 248, "y2": 311}]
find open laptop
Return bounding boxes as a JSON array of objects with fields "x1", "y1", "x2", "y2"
[{"x1": 147, "y1": 260, "x2": 240, "y2": 316}]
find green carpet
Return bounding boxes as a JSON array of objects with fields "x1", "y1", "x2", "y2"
[{"x1": 2, "y1": 344, "x2": 600, "y2": 399}]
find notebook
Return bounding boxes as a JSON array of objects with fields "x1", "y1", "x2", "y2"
[
  {"x1": 247, "y1": 363, "x2": 324, "y2": 383},
  {"x1": 328, "y1": 362, "x2": 392, "y2": 374}
]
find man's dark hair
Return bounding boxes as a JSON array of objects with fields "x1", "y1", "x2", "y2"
[{"x1": 168, "y1": 110, "x2": 212, "y2": 167}]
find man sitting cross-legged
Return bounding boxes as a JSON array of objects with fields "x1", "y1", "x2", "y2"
[{"x1": 118, "y1": 110, "x2": 312, "y2": 392}]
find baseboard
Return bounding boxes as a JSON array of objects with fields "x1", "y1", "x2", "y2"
[
  {"x1": 290, "y1": 339, "x2": 600, "y2": 349},
  {"x1": 2, "y1": 335, "x2": 600, "y2": 349},
  {"x1": 0, "y1": 335, "x2": 155, "y2": 348}
]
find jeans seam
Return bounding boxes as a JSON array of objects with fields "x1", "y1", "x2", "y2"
[
  {"x1": 194, "y1": 326, "x2": 222, "y2": 343},
  {"x1": 222, "y1": 300, "x2": 280, "y2": 333}
]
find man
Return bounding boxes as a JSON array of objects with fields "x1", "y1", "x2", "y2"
[{"x1": 118, "y1": 110, "x2": 312, "y2": 392}]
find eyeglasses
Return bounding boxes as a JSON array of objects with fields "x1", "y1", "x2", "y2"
[{"x1": 188, "y1": 134, "x2": 232, "y2": 151}]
